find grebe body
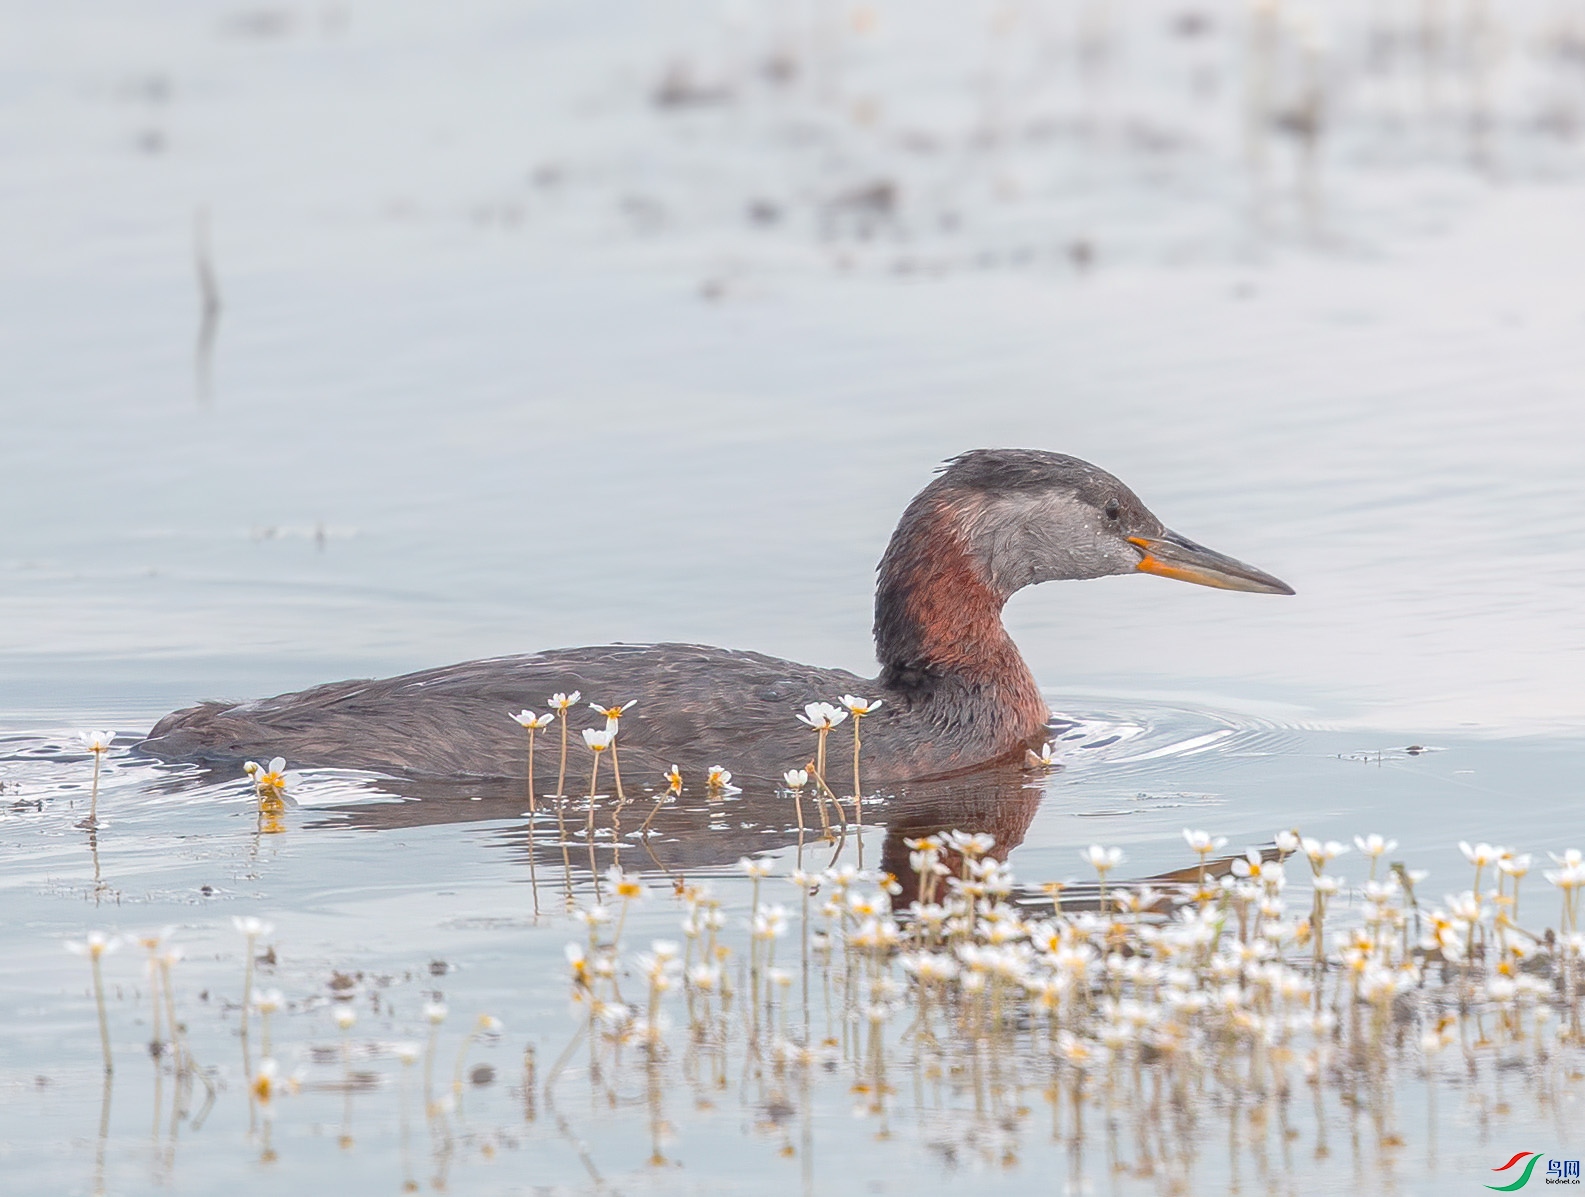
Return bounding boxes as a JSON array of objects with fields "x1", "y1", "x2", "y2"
[{"x1": 140, "y1": 450, "x2": 1292, "y2": 785}]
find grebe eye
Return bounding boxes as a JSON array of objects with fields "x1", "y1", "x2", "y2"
[{"x1": 1104, "y1": 500, "x2": 1121, "y2": 521}]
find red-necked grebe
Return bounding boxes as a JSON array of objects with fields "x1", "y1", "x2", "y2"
[{"x1": 140, "y1": 450, "x2": 1293, "y2": 785}]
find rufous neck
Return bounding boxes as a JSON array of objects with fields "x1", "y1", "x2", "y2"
[{"x1": 873, "y1": 497, "x2": 1047, "y2": 739}]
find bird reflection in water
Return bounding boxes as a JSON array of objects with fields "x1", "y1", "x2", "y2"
[{"x1": 301, "y1": 758, "x2": 1049, "y2": 916}]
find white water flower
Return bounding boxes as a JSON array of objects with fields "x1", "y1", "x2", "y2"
[
  {"x1": 706, "y1": 766, "x2": 740, "y2": 792},
  {"x1": 1230, "y1": 850, "x2": 1274, "y2": 881},
  {"x1": 782, "y1": 768, "x2": 809, "y2": 790},
  {"x1": 737, "y1": 856, "x2": 774, "y2": 879},
  {"x1": 333, "y1": 1007, "x2": 357, "y2": 1031},
  {"x1": 1082, "y1": 845, "x2": 1124, "y2": 875},
  {"x1": 900, "y1": 953, "x2": 959, "y2": 983},
  {"x1": 946, "y1": 830, "x2": 996, "y2": 857},
  {"x1": 510, "y1": 709, "x2": 555, "y2": 730},
  {"x1": 232, "y1": 916, "x2": 274, "y2": 939},
  {"x1": 846, "y1": 891, "x2": 883, "y2": 918},
  {"x1": 1056, "y1": 1030, "x2": 1092, "y2": 1065},
  {"x1": 581, "y1": 728, "x2": 613, "y2": 752},
  {"x1": 796, "y1": 702, "x2": 848, "y2": 731},
  {"x1": 574, "y1": 903, "x2": 613, "y2": 926},
  {"x1": 547, "y1": 691, "x2": 581, "y2": 712},
  {"x1": 1302, "y1": 838, "x2": 1349, "y2": 867},
  {"x1": 252, "y1": 1057, "x2": 282, "y2": 1104},
  {"x1": 65, "y1": 931, "x2": 120, "y2": 960},
  {"x1": 1459, "y1": 842, "x2": 1501, "y2": 868},
  {"x1": 603, "y1": 867, "x2": 648, "y2": 902},
  {"x1": 753, "y1": 906, "x2": 790, "y2": 940},
  {"x1": 1183, "y1": 829, "x2": 1228, "y2": 856},
  {"x1": 1354, "y1": 834, "x2": 1397, "y2": 859},
  {"x1": 688, "y1": 964, "x2": 721, "y2": 991},
  {"x1": 1498, "y1": 853, "x2": 1532, "y2": 878},
  {"x1": 1546, "y1": 864, "x2": 1585, "y2": 891},
  {"x1": 78, "y1": 729, "x2": 115, "y2": 753},
  {"x1": 589, "y1": 699, "x2": 636, "y2": 727},
  {"x1": 840, "y1": 695, "x2": 883, "y2": 716},
  {"x1": 253, "y1": 757, "x2": 299, "y2": 797}
]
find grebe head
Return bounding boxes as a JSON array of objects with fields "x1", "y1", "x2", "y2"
[
  {"x1": 873, "y1": 449, "x2": 1291, "y2": 705},
  {"x1": 924, "y1": 449, "x2": 1295, "y2": 598}
]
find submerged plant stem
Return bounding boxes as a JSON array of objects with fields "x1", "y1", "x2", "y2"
[{"x1": 92, "y1": 952, "x2": 113, "y2": 1074}]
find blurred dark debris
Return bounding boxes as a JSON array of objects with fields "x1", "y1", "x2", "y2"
[
  {"x1": 760, "y1": 50, "x2": 800, "y2": 86},
  {"x1": 1123, "y1": 119, "x2": 1194, "y2": 154},
  {"x1": 759, "y1": 1096, "x2": 797, "y2": 1125},
  {"x1": 220, "y1": 8, "x2": 295, "y2": 39},
  {"x1": 116, "y1": 75, "x2": 173, "y2": 104},
  {"x1": 473, "y1": 4, "x2": 1585, "y2": 276},
  {"x1": 745, "y1": 198, "x2": 781, "y2": 225},
  {"x1": 1543, "y1": 20, "x2": 1585, "y2": 61},
  {"x1": 1532, "y1": 102, "x2": 1581, "y2": 141},
  {"x1": 1171, "y1": 11, "x2": 1214, "y2": 40},
  {"x1": 653, "y1": 61, "x2": 733, "y2": 109},
  {"x1": 219, "y1": 5, "x2": 347, "y2": 39},
  {"x1": 470, "y1": 201, "x2": 525, "y2": 229},
  {"x1": 821, "y1": 179, "x2": 898, "y2": 237},
  {"x1": 620, "y1": 193, "x2": 668, "y2": 232},
  {"x1": 1272, "y1": 102, "x2": 1324, "y2": 144}
]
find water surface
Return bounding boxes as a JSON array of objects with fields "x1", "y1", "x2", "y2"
[{"x1": 4, "y1": 1, "x2": 1585, "y2": 1193}]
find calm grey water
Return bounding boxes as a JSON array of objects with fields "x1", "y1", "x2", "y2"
[{"x1": 3, "y1": 1, "x2": 1585, "y2": 1193}]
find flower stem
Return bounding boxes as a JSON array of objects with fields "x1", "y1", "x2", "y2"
[
  {"x1": 556, "y1": 719, "x2": 569, "y2": 804},
  {"x1": 89, "y1": 750, "x2": 103, "y2": 825},
  {"x1": 585, "y1": 751, "x2": 603, "y2": 891},
  {"x1": 525, "y1": 729, "x2": 537, "y2": 814},
  {"x1": 609, "y1": 740, "x2": 627, "y2": 804},
  {"x1": 851, "y1": 717, "x2": 864, "y2": 843}
]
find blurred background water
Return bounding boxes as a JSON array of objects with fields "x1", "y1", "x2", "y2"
[
  {"x1": 3, "y1": 1, "x2": 1585, "y2": 1193},
  {"x1": 4, "y1": 0, "x2": 1585, "y2": 732}
]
